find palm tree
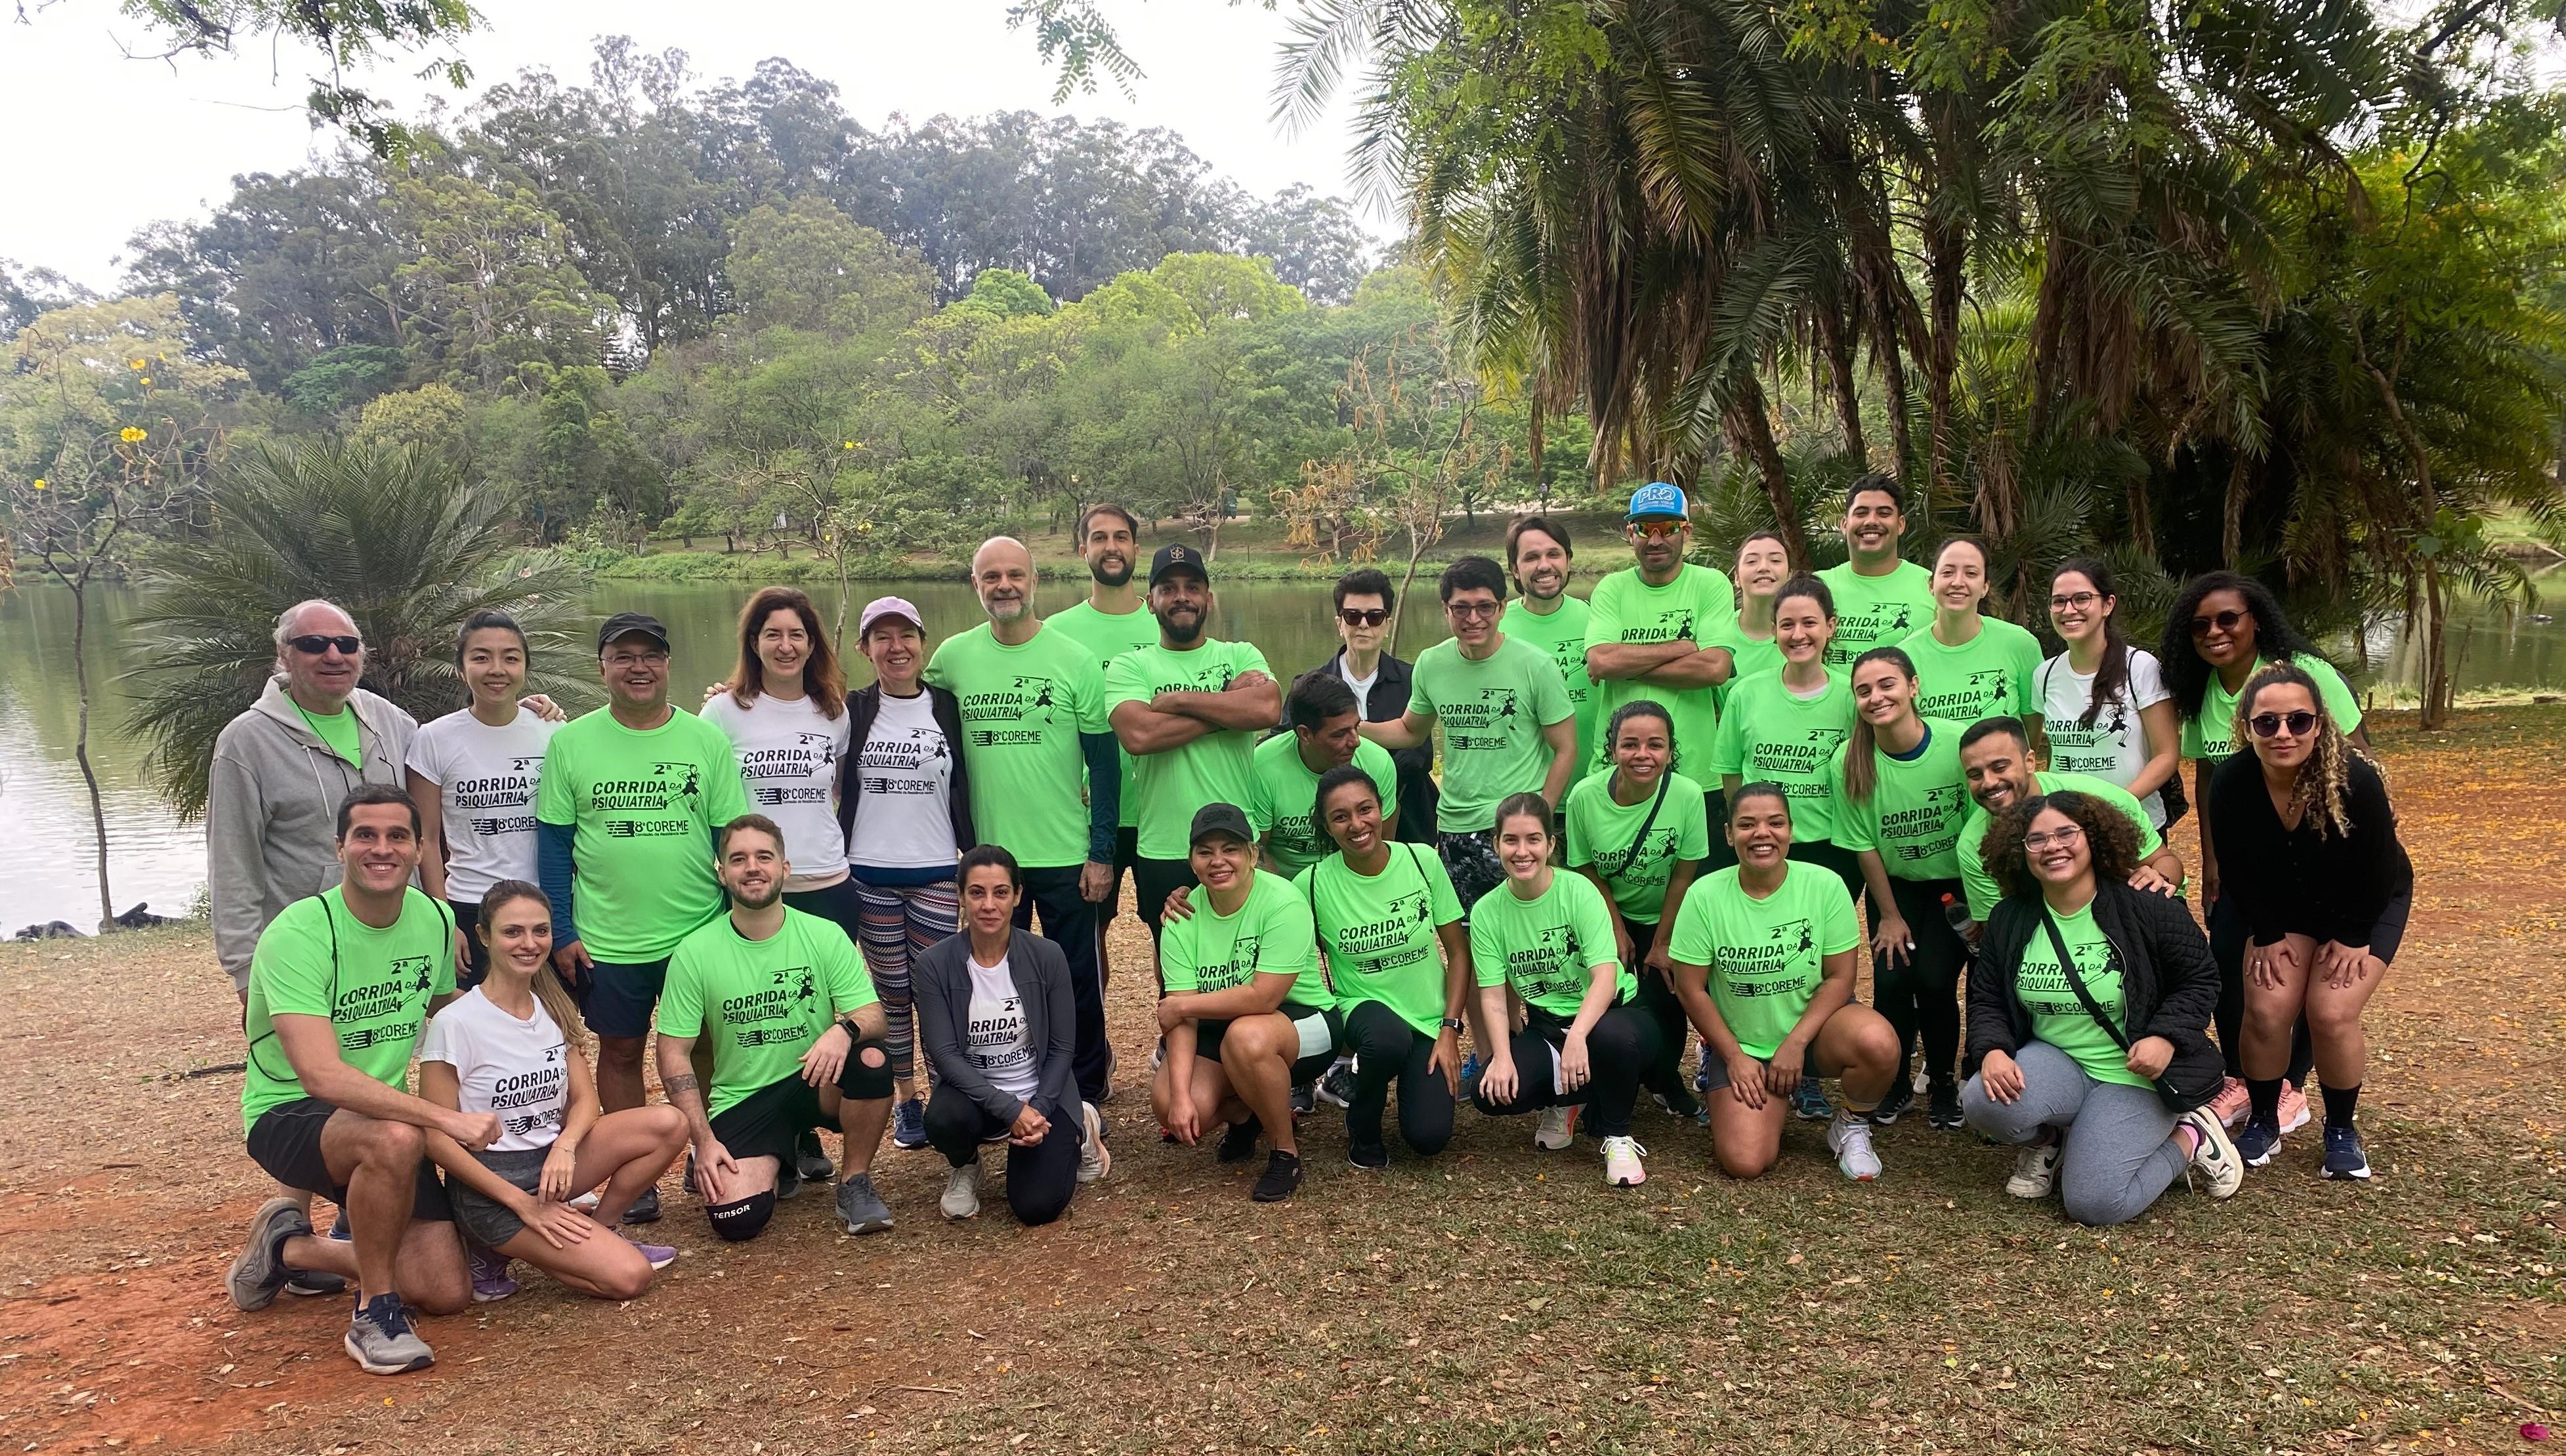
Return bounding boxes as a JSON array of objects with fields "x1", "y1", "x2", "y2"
[{"x1": 127, "y1": 439, "x2": 593, "y2": 818}]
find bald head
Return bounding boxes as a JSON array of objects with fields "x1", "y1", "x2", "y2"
[
  {"x1": 971, "y1": 536, "x2": 1037, "y2": 627},
  {"x1": 274, "y1": 599, "x2": 363, "y2": 711}
]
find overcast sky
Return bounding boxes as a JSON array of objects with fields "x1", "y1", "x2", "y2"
[{"x1": 0, "y1": 1, "x2": 1370, "y2": 293}]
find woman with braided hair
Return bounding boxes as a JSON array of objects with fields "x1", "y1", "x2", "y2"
[{"x1": 2208, "y1": 664, "x2": 2411, "y2": 1180}]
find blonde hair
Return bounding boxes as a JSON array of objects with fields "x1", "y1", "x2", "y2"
[{"x1": 2233, "y1": 663, "x2": 2374, "y2": 840}]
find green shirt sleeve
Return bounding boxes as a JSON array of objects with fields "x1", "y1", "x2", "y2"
[
  {"x1": 249, "y1": 907, "x2": 333, "y2": 1019},
  {"x1": 1666, "y1": 888, "x2": 1714, "y2": 967},
  {"x1": 1566, "y1": 877, "x2": 1626, "y2": 984},
  {"x1": 1561, "y1": 776, "x2": 1596, "y2": 868},
  {"x1": 1672, "y1": 779, "x2": 1712, "y2": 861},
  {"x1": 1104, "y1": 652, "x2": 1150, "y2": 711},
  {"x1": 1828, "y1": 747, "x2": 1879, "y2": 853},
  {"x1": 820, "y1": 920, "x2": 879, "y2": 1013},
  {"x1": 658, "y1": 944, "x2": 706, "y2": 1037},
  {"x1": 1258, "y1": 879, "x2": 1320, "y2": 987},
  {"x1": 2009, "y1": 627, "x2": 2043, "y2": 716},
  {"x1": 1584, "y1": 575, "x2": 1628, "y2": 655},
  {"x1": 536, "y1": 730, "x2": 576, "y2": 825},
  {"x1": 1958, "y1": 814, "x2": 2001, "y2": 922},
  {"x1": 1815, "y1": 872, "x2": 1862, "y2": 955},
  {"x1": 1467, "y1": 907, "x2": 1504, "y2": 988},
  {"x1": 1406, "y1": 650, "x2": 1441, "y2": 722},
  {"x1": 2301, "y1": 654, "x2": 2365, "y2": 736},
  {"x1": 1706, "y1": 689, "x2": 1744, "y2": 778},
  {"x1": 700, "y1": 718, "x2": 751, "y2": 825},
  {"x1": 1160, "y1": 915, "x2": 1201, "y2": 995},
  {"x1": 1069, "y1": 655, "x2": 1109, "y2": 734},
  {"x1": 1527, "y1": 645, "x2": 1573, "y2": 727}
]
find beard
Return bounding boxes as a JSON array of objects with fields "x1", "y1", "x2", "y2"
[
  {"x1": 728, "y1": 881, "x2": 784, "y2": 911},
  {"x1": 1089, "y1": 554, "x2": 1135, "y2": 588},
  {"x1": 1156, "y1": 608, "x2": 1205, "y2": 644}
]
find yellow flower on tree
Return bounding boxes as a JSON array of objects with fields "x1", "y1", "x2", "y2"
[
  {"x1": 30, "y1": 478, "x2": 46, "y2": 491},
  {"x1": 138, "y1": 377, "x2": 153, "y2": 387},
  {"x1": 120, "y1": 426, "x2": 148, "y2": 443}
]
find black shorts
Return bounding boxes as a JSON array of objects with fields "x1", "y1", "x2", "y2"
[
  {"x1": 1193, "y1": 1005, "x2": 1345, "y2": 1086},
  {"x1": 1101, "y1": 826, "x2": 1139, "y2": 923},
  {"x1": 246, "y1": 1097, "x2": 453, "y2": 1223},
  {"x1": 706, "y1": 1041, "x2": 894, "y2": 1169},
  {"x1": 1133, "y1": 855, "x2": 1198, "y2": 944},
  {"x1": 572, "y1": 955, "x2": 671, "y2": 1040}
]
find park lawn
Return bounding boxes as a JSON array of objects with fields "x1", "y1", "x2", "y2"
[{"x1": 1, "y1": 707, "x2": 2561, "y2": 1455}]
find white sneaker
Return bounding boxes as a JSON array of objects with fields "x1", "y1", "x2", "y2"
[
  {"x1": 940, "y1": 1162, "x2": 982, "y2": 1220},
  {"x1": 1826, "y1": 1110, "x2": 1882, "y2": 1181},
  {"x1": 2180, "y1": 1108, "x2": 2244, "y2": 1199},
  {"x1": 1077, "y1": 1101, "x2": 1112, "y2": 1185},
  {"x1": 2006, "y1": 1139, "x2": 2061, "y2": 1199},
  {"x1": 1600, "y1": 1134, "x2": 1648, "y2": 1187},
  {"x1": 1534, "y1": 1104, "x2": 1578, "y2": 1150}
]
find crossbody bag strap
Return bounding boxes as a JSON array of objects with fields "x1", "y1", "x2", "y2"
[
  {"x1": 1595, "y1": 773, "x2": 1673, "y2": 880},
  {"x1": 2038, "y1": 902, "x2": 2128, "y2": 1050}
]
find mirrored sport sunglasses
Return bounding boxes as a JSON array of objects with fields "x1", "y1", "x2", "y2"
[
  {"x1": 1630, "y1": 519, "x2": 1686, "y2": 540},
  {"x1": 2247, "y1": 710, "x2": 2318, "y2": 739},
  {"x1": 2188, "y1": 608, "x2": 2250, "y2": 638},
  {"x1": 1339, "y1": 608, "x2": 1391, "y2": 628},
  {"x1": 288, "y1": 634, "x2": 362, "y2": 655}
]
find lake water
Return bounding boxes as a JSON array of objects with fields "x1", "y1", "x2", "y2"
[{"x1": 3, "y1": 569, "x2": 2557, "y2": 929}]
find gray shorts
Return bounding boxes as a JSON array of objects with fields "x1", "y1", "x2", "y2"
[{"x1": 450, "y1": 1146, "x2": 551, "y2": 1249}]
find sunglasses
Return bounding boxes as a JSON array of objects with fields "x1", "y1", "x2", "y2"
[
  {"x1": 2247, "y1": 710, "x2": 2318, "y2": 738},
  {"x1": 2189, "y1": 608, "x2": 2250, "y2": 638},
  {"x1": 1630, "y1": 520, "x2": 1686, "y2": 540},
  {"x1": 289, "y1": 634, "x2": 362, "y2": 655},
  {"x1": 1339, "y1": 608, "x2": 1390, "y2": 628}
]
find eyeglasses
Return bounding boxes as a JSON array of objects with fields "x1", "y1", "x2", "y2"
[
  {"x1": 2189, "y1": 608, "x2": 2250, "y2": 638},
  {"x1": 1446, "y1": 600, "x2": 1501, "y2": 619},
  {"x1": 1630, "y1": 520, "x2": 1686, "y2": 540},
  {"x1": 2022, "y1": 825, "x2": 2086, "y2": 852},
  {"x1": 2049, "y1": 591, "x2": 2099, "y2": 612},
  {"x1": 604, "y1": 649, "x2": 670, "y2": 667},
  {"x1": 1339, "y1": 608, "x2": 1390, "y2": 628},
  {"x1": 2247, "y1": 710, "x2": 2318, "y2": 738},
  {"x1": 288, "y1": 634, "x2": 362, "y2": 656}
]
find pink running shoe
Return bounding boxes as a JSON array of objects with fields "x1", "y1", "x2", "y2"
[
  {"x1": 2276, "y1": 1081, "x2": 2312, "y2": 1136},
  {"x1": 2206, "y1": 1077, "x2": 2251, "y2": 1129}
]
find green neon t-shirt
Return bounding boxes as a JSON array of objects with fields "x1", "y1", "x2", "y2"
[
  {"x1": 1299, "y1": 843, "x2": 1463, "y2": 1037},
  {"x1": 2014, "y1": 900, "x2": 2151, "y2": 1089},
  {"x1": 1046, "y1": 600, "x2": 1165, "y2": 829},
  {"x1": 1246, "y1": 732, "x2": 1400, "y2": 876},
  {"x1": 1103, "y1": 638, "x2": 1274, "y2": 860},
  {"x1": 1705, "y1": 669, "x2": 1855, "y2": 843},
  {"x1": 1160, "y1": 870, "x2": 1326, "y2": 1012},
  {"x1": 1467, "y1": 870, "x2": 1633, "y2": 1019},
  {"x1": 242, "y1": 888, "x2": 455, "y2": 1132},
  {"x1": 1829, "y1": 719, "x2": 1971, "y2": 881},
  {"x1": 534, "y1": 706, "x2": 751, "y2": 962},
  {"x1": 1667, "y1": 863, "x2": 1861, "y2": 1060},
  {"x1": 1584, "y1": 563, "x2": 1737, "y2": 774},
  {"x1": 1955, "y1": 770, "x2": 2166, "y2": 921},
  {"x1": 2177, "y1": 652, "x2": 2365, "y2": 764},
  {"x1": 1817, "y1": 560, "x2": 1934, "y2": 671},
  {"x1": 1896, "y1": 617, "x2": 2043, "y2": 726},
  {"x1": 1500, "y1": 594, "x2": 1598, "y2": 774},
  {"x1": 658, "y1": 907, "x2": 880, "y2": 1117},
  {"x1": 1563, "y1": 768, "x2": 1712, "y2": 923},
  {"x1": 297, "y1": 702, "x2": 362, "y2": 769},
  {"x1": 925, "y1": 622, "x2": 1109, "y2": 869},
  {"x1": 1408, "y1": 635, "x2": 1574, "y2": 833},
  {"x1": 1707, "y1": 622, "x2": 1783, "y2": 715}
]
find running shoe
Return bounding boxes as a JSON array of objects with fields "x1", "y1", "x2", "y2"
[
  {"x1": 1870, "y1": 1080, "x2": 1914, "y2": 1126},
  {"x1": 344, "y1": 1293, "x2": 434, "y2": 1376},
  {"x1": 2235, "y1": 1115, "x2": 2282, "y2": 1168},
  {"x1": 2321, "y1": 1125, "x2": 2371, "y2": 1180},
  {"x1": 1290, "y1": 1081, "x2": 1317, "y2": 1117},
  {"x1": 795, "y1": 1129, "x2": 836, "y2": 1183},
  {"x1": 625, "y1": 1239, "x2": 679, "y2": 1270},
  {"x1": 1251, "y1": 1150, "x2": 1304, "y2": 1202},
  {"x1": 1347, "y1": 1139, "x2": 1389, "y2": 1171},
  {"x1": 284, "y1": 1270, "x2": 346, "y2": 1299},
  {"x1": 1316, "y1": 1058, "x2": 1357, "y2": 1109},
  {"x1": 1791, "y1": 1075, "x2": 1833, "y2": 1122},
  {"x1": 1600, "y1": 1134, "x2": 1648, "y2": 1188},
  {"x1": 1217, "y1": 1114, "x2": 1263, "y2": 1163},
  {"x1": 620, "y1": 1185, "x2": 662, "y2": 1224},
  {"x1": 1827, "y1": 1110, "x2": 1883, "y2": 1181},
  {"x1": 227, "y1": 1197, "x2": 310, "y2": 1312},
  {"x1": 1534, "y1": 1104, "x2": 1579, "y2": 1150},
  {"x1": 2205, "y1": 1076, "x2": 2251, "y2": 1129},
  {"x1": 2179, "y1": 1108, "x2": 2244, "y2": 1198},
  {"x1": 1458, "y1": 1051, "x2": 1483, "y2": 1102},
  {"x1": 774, "y1": 1163, "x2": 803, "y2": 1202},
  {"x1": 1077, "y1": 1101, "x2": 1112, "y2": 1184},
  {"x1": 2005, "y1": 1140, "x2": 2061, "y2": 1199},
  {"x1": 836, "y1": 1173, "x2": 895, "y2": 1234},
  {"x1": 891, "y1": 1096, "x2": 930, "y2": 1150},
  {"x1": 1651, "y1": 1085, "x2": 1703, "y2": 1123},
  {"x1": 467, "y1": 1247, "x2": 518, "y2": 1302},
  {"x1": 1927, "y1": 1081, "x2": 1964, "y2": 1130},
  {"x1": 2276, "y1": 1081, "x2": 2312, "y2": 1136},
  {"x1": 940, "y1": 1162, "x2": 982, "y2": 1220},
  {"x1": 1694, "y1": 1058, "x2": 1714, "y2": 1098}
]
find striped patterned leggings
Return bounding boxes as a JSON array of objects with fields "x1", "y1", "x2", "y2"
[{"x1": 853, "y1": 877, "x2": 957, "y2": 1083}]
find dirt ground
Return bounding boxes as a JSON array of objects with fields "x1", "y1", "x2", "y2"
[{"x1": 3, "y1": 706, "x2": 2561, "y2": 1455}]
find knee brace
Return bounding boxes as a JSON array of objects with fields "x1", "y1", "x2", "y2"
[
  {"x1": 837, "y1": 1037, "x2": 896, "y2": 1101},
  {"x1": 705, "y1": 1190, "x2": 776, "y2": 1242}
]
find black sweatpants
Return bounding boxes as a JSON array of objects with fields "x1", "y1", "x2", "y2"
[
  {"x1": 1618, "y1": 907, "x2": 1692, "y2": 1100},
  {"x1": 1343, "y1": 1001, "x2": 1456, "y2": 1155},
  {"x1": 922, "y1": 1091, "x2": 1082, "y2": 1226},
  {"x1": 2208, "y1": 892, "x2": 2314, "y2": 1085},
  {"x1": 1471, "y1": 1001, "x2": 1664, "y2": 1138},
  {"x1": 1868, "y1": 875, "x2": 1969, "y2": 1090},
  {"x1": 1133, "y1": 856, "x2": 1198, "y2": 972},
  {"x1": 1015, "y1": 864, "x2": 1111, "y2": 1104}
]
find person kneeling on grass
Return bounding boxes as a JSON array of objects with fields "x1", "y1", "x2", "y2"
[
  {"x1": 417, "y1": 880, "x2": 686, "y2": 1301},
  {"x1": 1667, "y1": 783, "x2": 1900, "y2": 1181},
  {"x1": 1468, "y1": 793, "x2": 1664, "y2": 1188},
  {"x1": 1149, "y1": 802, "x2": 1341, "y2": 1203},
  {"x1": 914, "y1": 845, "x2": 1110, "y2": 1224},
  {"x1": 1963, "y1": 791, "x2": 2244, "y2": 1225},
  {"x1": 656, "y1": 814, "x2": 900, "y2": 1240}
]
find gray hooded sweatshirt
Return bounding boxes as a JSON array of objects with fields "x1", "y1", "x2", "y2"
[{"x1": 207, "y1": 677, "x2": 419, "y2": 989}]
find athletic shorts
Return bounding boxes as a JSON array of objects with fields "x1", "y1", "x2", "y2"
[
  {"x1": 246, "y1": 1096, "x2": 453, "y2": 1223},
  {"x1": 1101, "y1": 826, "x2": 1139, "y2": 923},
  {"x1": 448, "y1": 1146, "x2": 549, "y2": 1249},
  {"x1": 1193, "y1": 1005, "x2": 1345, "y2": 1087},
  {"x1": 707, "y1": 1043, "x2": 894, "y2": 1171},
  {"x1": 1696, "y1": 1051, "x2": 1773, "y2": 1093},
  {"x1": 573, "y1": 955, "x2": 670, "y2": 1040}
]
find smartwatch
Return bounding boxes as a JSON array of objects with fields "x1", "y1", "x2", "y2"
[{"x1": 1439, "y1": 1017, "x2": 1465, "y2": 1032}]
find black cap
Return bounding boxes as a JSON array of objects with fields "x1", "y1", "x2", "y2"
[
  {"x1": 1188, "y1": 801, "x2": 1253, "y2": 847},
  {"x1": 597, "y1": 612, "x2": 670, "y2": 654},
  {"x1": 1149, "y1": 542, "x2": 1210, "y2": 585}
]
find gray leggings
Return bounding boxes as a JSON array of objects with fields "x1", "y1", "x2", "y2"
[{"x1": 1960, "y1": 1040, "x2": 2187, "y2": 1227}]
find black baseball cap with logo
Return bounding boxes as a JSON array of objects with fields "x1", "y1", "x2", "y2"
[
  {"x1": 1149, "y1": 543, "x2": 1211, "y2": 585},
  {"x1": 1188, "y1": 802, "x2": 1254, "y2": 847},
  {"x1": 596, "y1": 612, "x2": 671, "y2": 654}
]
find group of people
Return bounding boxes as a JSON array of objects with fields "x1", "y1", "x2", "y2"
[{"x1": 211, "y1": 478, "x2": 2412, "y2": 1377}]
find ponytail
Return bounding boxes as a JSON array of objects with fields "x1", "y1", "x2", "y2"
[{"x1": 1840, "y1": 646, "x2": 1919, "y2": 804}]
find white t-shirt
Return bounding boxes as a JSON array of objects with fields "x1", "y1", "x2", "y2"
[
  {"x1": 2037, "y1": 647, "x2": 2174, "y2": 826},
  {"x1": 964, "y1": 953, "x2": 1038, "y2": 1099},
  {"x1": 406, "y1": 708, "x2": 558, "y2": 901},
  {"x1": 1336, "y1": 659, "x2": 1379, "y2": 719},
  {"x1": 850, "y1": 690, "x2": 956, "y2": 871},
  {"x1": 418, "y1": 986, "x2": 572, "y2": 1154},
  {"x1": 702, "y1": 691, "x2": 855, "y2": 886}
]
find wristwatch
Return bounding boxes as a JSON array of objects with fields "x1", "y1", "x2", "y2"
[{"x1": 1439, "y1": 1017, "x2": 1465, "y2": 1032}]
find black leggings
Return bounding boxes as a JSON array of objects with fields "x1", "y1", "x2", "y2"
[
  {"x1": 1343, "y1": 1001, "x2": 1456, "y2": 1155},
  {"x1": 921, "y1": 1091, "x2": 1082, "y2": 1226},
  {"x1": 1618, "y1": 908, "x2": 1691, "y2": 1099},
  {"x1": 1471, "y1": 1001, "x2": 1664, "y2": 1138},
  {"x1": 2208, "y1": 892, "x2": 2314, "y2": 1085},
  {"x1": 1868, "y1": 875, "x2": 1969, "y2": 1089}
]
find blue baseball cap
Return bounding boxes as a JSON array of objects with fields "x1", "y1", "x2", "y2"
[{"x1": 1626, "y1": 482, "x2": 1687, "y2": 521}]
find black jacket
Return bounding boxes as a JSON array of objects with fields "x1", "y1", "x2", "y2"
[
  {"x1": 1305, "y1": 647, "x2": 1438, "y2": 843},
  {"x1": 1969, "y1": 881, "x2": 2224, "y2": 1110},
  {"x1": 912, "y1": 928, "x2": 1079, "y2": 1123},
  {"x1": 2208, "y1": 750, "x2": 2412, "y2": 961},
  {"x1": 837, "y1": 682, "x2": 976, "y2": 858}
]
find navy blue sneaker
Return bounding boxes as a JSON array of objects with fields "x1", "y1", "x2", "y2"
[
  {"x1": 891, "y1": 1096, "x2": 929, "y2": 1150},
  {"x1": 1458, "y1": 1052, "x2": 1483, "y2": 1102},
  {"x1": 2321, "y1": 1125, "x2": 2371, "y2": 1180},
  {"x1": 1792, "y1": 1075, "x2": 1834, "y2": 1122},
  {"x1": 2235, "y1": 1115, "x2": 2282, "y2": 1168}
]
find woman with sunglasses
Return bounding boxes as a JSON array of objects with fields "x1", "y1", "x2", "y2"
[
  {"x1": 2208, "y1": 665, "x2": 2410, "y2": 1180},
  {"x1": 1962, "y1": 792, "x2": 2242, "y2": 1224},
  {"x1": 1897, "y1": 537, "x2": 2042, "y2": 733},
  {"x1": 2036, "y1": 558, "x2": 2180, "y2": 829},
  {"x1": 1565, "y1": 699, "x2": 1711, "y2": 1122},
  {"x1": 410, "y1": 612, "x2": 559, "y2": 988},
  {"x1": 2158, "y1": 573, "x2": 2365, "y2": 1134}
]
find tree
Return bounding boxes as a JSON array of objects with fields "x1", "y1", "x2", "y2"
[
  {"x1": 390, "y1": 165, "x2": 607, "y2": 391},
  {"x1": 726, "y1": 196, "x2": 936, "y2": 337}
]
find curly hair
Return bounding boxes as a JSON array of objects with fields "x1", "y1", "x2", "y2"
[
  {"x1": 1983, "y1": 790, "x2": 2145, "y2": 904},
  {"x1": 1603, "y1": 697, "x2": 1679, "y2": 775},
  {"x1": 2235, "y1": 662, "x2": 2374, "y2": 839},
  {"x1": 2155, "y1": 571, "x2": 2326, "y2": 722}
]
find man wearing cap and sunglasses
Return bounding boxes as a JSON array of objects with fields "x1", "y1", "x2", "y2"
[
  {"x1": 537, "y1": 612, "x2": 751, "y2": 1222},
  {"x1": 1584, "y1": 483, "x2": 1738, "y2": 801},
  {"x1": 1105, "y1": 545, "x2": 1283, "y2": 957}
]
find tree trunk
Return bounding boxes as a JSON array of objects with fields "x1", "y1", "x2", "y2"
[
  {"x1": 69, "y1": 582, "x2": 116, "y2": 934},
  {"x1": 2221, "y1": 456, "x2": 2252, "y2": 568},
  {"x1": 1923, "y1": 211, "x2": 1965, "y2": 528},
  {"x1": 1817, "y1": 301, "x2": 1865, "y2": 465},
  {"x1": 2422, "y1": 556, "x2": 2452, "y2": 728},
  {"x1": 1723, "y1": 377, "x2": 1811, "y2": 570}
]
